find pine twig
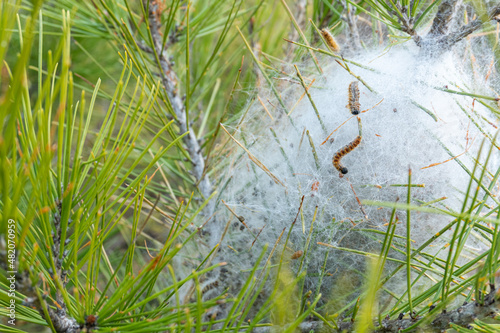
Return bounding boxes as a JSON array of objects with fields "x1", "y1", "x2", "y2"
[
  {"x1": 14, "y1": 199, "x2": 83, "y2": 333},
  {"x1": 424, "y1": 2, "x2": 500, "y2": 52},
  {"x1": 251, "y1": 286, "x2": 500, "y2": 332},
  {"x1": 428, "y1": 0, "x2": 462, "y2": 38},
  {"x1": 443, "y1": 4, "x2": 500, "y2": 48},
  {"x1": 343, "y1": 0, "x2": 362, "y2": 50},
  {"x1": 145, "y1": 0, "x2": 213, "y2": 211}
]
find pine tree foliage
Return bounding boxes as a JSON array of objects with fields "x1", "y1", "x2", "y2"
[{"x1": 1, "y1": 0, "x2": 500, "y2": 332}]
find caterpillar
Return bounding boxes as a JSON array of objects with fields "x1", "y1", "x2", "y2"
[
  {"x1": 321, "y1": 29, "x2": 340, "y2": 53},
  {"x1": 347, "y1": 81, "x2": 360, "y2": 115},
  {"x1": 333, "y1": 135, "x2": 362, "y2": 174},
  {"x1": 201, "y1": 280, "x2": 219, "y2": 295}
]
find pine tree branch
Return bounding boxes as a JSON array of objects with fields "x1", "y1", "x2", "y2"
[
  {"x1": 16, "y1": 270, "x2": 81, "y2": 333},
  {"x1": 343, "y1": 0, "x2": 362, "y2": 50},
  {"x1": 441, "y1": 3, "x2": 500, "y2": 48},
  {"x1": 251, "y1": 287, "x2": 500, "y2": 332},
  {"x1": 387, "y1": 1, "x2": 499, "y2": 52},
  {"x1": 428, "y1": 0, "x2": 462, "y2": 38},
  {"x1": 145, "y1": 0, "x2": 213, "y2": 211},
  {"x1": 423, "y1": 2, "x2": 500, "y2": 52},
  {"x1": 14, "y1": 199, "x2": 82, "y2": 333}
]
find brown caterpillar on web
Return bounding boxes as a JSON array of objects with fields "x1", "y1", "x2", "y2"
[
  {"x1": 347, "y1": 81, "x2": 360, "y2": 115},
  {"x1": 201, "y1": 280, "x2": 220, "y2": 295},
  {"x1": 333, "y1": 135, "x2": 362, "y2": 174},
  {"x1": 320, "y1": 29, "x2": 340, "y2": 53}
]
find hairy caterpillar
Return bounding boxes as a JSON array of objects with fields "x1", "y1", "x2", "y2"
[
  {"x1": 320, "y1": 29, "x2": 340, "y2": 52},
  {"x1": 347, "y1": 81, "x2": 360, "y2": 115},
  {"x1": 202, "y1": 280, "x2": 220, "y2": 295},
  {"x1": 333, "y1": 135, "x2": 362, "y2": 174}
]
